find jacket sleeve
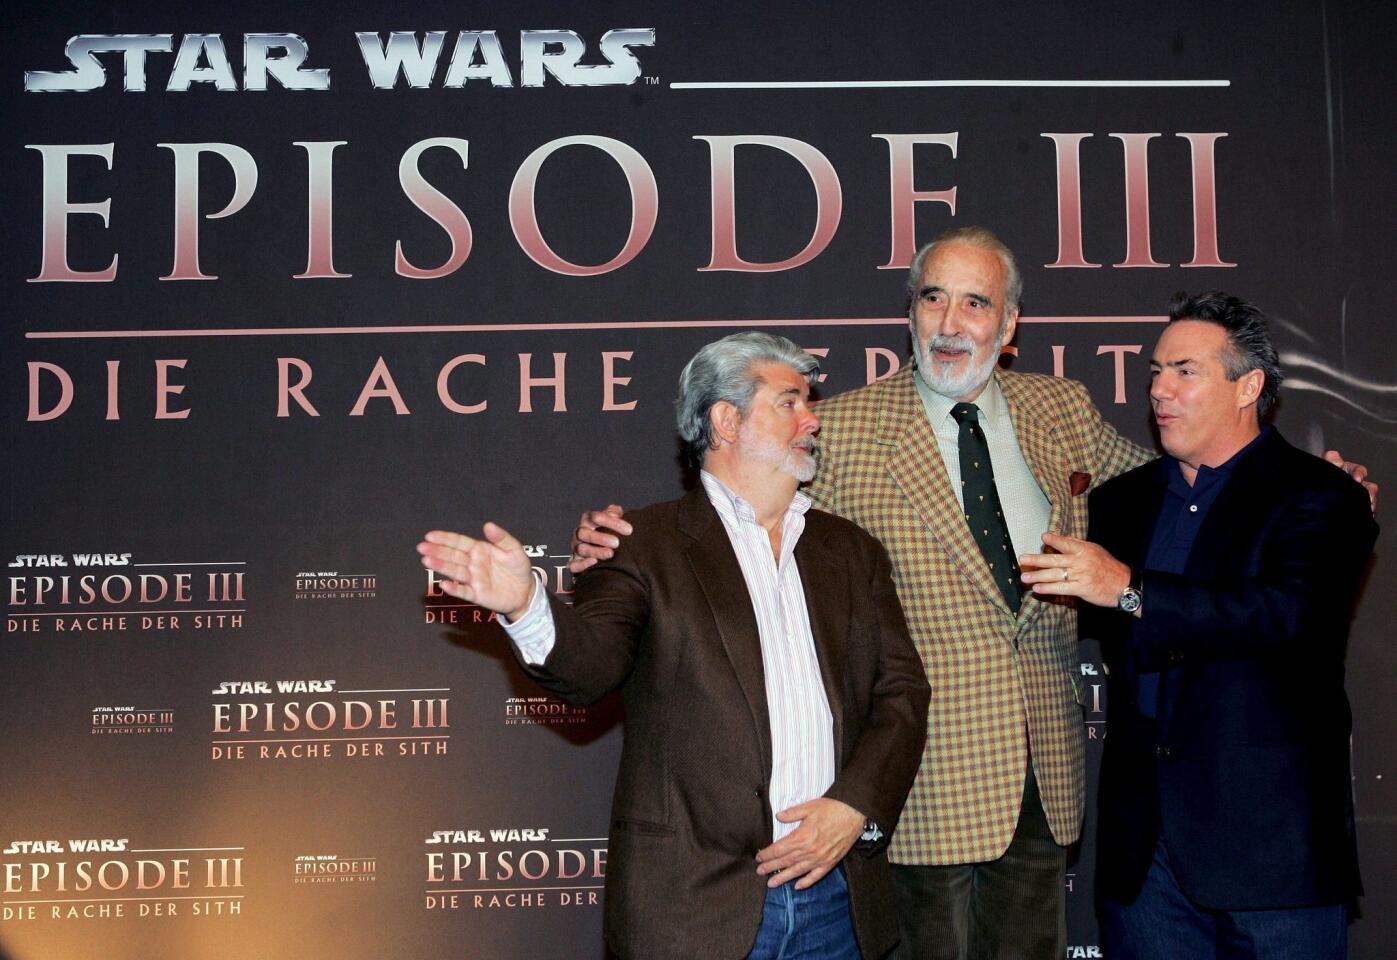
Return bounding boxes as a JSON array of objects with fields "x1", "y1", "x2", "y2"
[
  {"x1": 514, "y1": 536, "x2": 652, "y2": 706},
  {"x1": 1068, "y1": 378, "x2": 1155, "y2": 486},
  {"x1": 824, "y1": 536, "x2": 930, "y2": 845}
]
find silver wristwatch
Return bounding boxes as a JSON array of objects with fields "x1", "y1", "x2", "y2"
[{"x1": 1118, "y1": 579, "x2": 1143, "y2": 614}]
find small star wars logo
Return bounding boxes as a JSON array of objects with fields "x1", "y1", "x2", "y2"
[
  {"x1": 292, "y1": 570, "x2": 378, "y2": 601},
  {"x1": 91, "y1": 706, "x2": 174, "y2": 736},
  {"x1": 504, "y1": 696, "x2": 588, "y2": 727},
  {"x1": 1067, "y1": 947, "x2": 1103, "y2": 959},
  {"x1": 292, "y1": 854, "x2": 378, "y2": 886}
]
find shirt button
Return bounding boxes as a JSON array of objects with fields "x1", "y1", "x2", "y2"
[{"x1": 1188, "y1": 504, "x2": 1198, "y2": 513}]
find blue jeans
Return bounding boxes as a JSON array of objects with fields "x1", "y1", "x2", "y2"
[
  {"x1": 1100, "y1": 838, "x2": 1347, "y2": 960},
  {"x1": 748, "y1": 865, "x2": 861, "y2": 960}
]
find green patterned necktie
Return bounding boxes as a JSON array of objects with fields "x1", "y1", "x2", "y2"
[{"x1": 950, "y1": 402, "x2": 1024, "y2": 612}]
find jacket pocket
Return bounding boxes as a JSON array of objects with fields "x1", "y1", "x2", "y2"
[{"x1": 612, "y1": 817, "x2": 676, "y2": 837}]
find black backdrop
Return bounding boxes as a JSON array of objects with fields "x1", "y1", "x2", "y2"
[{"x1": 4, "y1": 3, "x2": 1394, "y2": 958}]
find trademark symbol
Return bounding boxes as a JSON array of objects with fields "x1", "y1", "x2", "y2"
[{"x1": 644, "y1": 76, "x2": 660, "y2": 85}]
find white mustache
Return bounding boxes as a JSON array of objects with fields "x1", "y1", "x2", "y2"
[{"x1": 925, "y1": 334, "x2": 976, "y2": 356}]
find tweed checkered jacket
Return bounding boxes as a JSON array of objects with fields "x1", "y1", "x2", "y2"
[{"x1": 808, "y1": 367, "x2": 1150, "y2": 865}]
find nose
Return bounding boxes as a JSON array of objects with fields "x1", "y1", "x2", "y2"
[
  {"x1": 1150, "y1": 371, "x2": 1172, "y2": 403},
  {"x1": 802, "y1": 406, "x2": 821, "y2": 435}
]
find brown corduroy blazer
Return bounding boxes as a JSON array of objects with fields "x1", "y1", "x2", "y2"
[
  {"x1": 809, "y1": 367, "x2": 1151, "y2": 866},
  {"x1": 523, "y1": 489, "x2": 930, "y2": 960}
]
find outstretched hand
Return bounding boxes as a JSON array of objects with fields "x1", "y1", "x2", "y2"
[{"x1": 418, "y1": 524, "x2": 536, "y2": 622}]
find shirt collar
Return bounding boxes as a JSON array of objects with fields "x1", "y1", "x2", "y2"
[
  {"x1": 913, "y1": 367, "x2": 1007, "y2": 434},
  {"x1": 1161, "y1": 424, "x2": 1271, "y2": 491},
  {"x1": 699, "y1": 470, "x2": 810, "y2": 525}
]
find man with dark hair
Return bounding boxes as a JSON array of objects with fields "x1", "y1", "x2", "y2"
[
  {"x1": 1020, "y1": 292, "x2": 1377, "y2": 959},
  {"x1": 419, "y1": 333, "x2": 930, "y2": 960}
]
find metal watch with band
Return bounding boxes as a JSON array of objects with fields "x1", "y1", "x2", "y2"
[{"x1": 1117, "y1": 570, "x2": 1143, "y2": 614}]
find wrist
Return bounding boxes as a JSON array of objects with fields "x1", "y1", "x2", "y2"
[
  {"x1": 1116, "y1": 568, "x2": 1143, "y2": 615},
  {"x1": 503, "y1": 579, "x2": 538, "y2": 624}
]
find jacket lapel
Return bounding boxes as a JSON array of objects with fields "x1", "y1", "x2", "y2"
[
  {"x1": 679, "y1": 490, "x2": 773, "y2": 776},
  {"x1": 878, "y1": 370, "x2": 1014, "y2": 616},
  {"x1": 999, "y1": 372, "x2": 1071, "y2": 629}
]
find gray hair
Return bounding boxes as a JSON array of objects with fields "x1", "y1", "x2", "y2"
[
  {"x1": 905, "y1": 226, "x2": 1024, "y2": 322},
  {"x1": 675, "y1": 332, "x2": 821, "y2": 469}
]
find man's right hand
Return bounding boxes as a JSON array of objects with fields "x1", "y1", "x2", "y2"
[
  {"x1": 418, "y1": 524, "x2": 536, "y2": 622},
  {"x1": 568, "y1": 504, "x2": 632, "y2": 574}
]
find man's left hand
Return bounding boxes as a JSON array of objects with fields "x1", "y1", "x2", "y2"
[
  {"x1": 754, "y1": 798, "x2": 864, "y2": 890},
  {"x1": 1020, "y1": 532, "x2": 1131, "y2": 608},
  {"x1": 1324, "y1": 450, "x2": 1379, "y2": 514}
]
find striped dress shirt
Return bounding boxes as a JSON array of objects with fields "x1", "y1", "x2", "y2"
[
  {"x1": 503, "y1": 471, "x2": 835, "y2": 841},
  {"x1": 699, "y1": 471, "x2": 835, "y2": 841}
]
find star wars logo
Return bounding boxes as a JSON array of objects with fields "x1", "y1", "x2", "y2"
[
  {"x1": 91, "y1": 705, "x2": 174, "y2": 736},
  {"x1": 293, "y1": 569, "x2": 378, "y2": 601},
  {"x1": 423, "y1": 827, "x2": 605, "y2": 911},
  {"x1": 209, "y1": 678, "x2": 450, "y2": 761},
  {"x1": 504, "y1": 696, "x2": 588, "y2": 727},
  {"x1": 2, "y1": 837, "x2": 245, "y2": 922},
  {"x1": 23, "y1": 29, "x2": 656, "y2": 93},
  {"x1": 292, "y1": 854, "x2": 378, "y2": 886},
  {"x1": 6, "y1": 552, "x2": 245, "y2": 635}
]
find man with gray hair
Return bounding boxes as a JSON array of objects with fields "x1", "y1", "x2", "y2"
[{"x1": 419, "y1": 332, "x2": 930, "y2": 959}]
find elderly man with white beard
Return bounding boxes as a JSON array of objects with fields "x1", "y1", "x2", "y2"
[{"x1": 792, "y1": 226, "x2": 1156, "y2": 958}]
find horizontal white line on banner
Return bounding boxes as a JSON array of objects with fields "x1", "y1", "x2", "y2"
[
  {"x1": 427, "y1": 885, "x2": 605, "y2": 894},
  {"x1": 130, "y1": 847, "x2": 245, "y2": 852},
  {"x1": 338, "y1": 688, "x2": 452, "y2": 693},
  {"x1": 26, "y1": 316, "x2": 1167, "y2": 339},
  {"x1": 10, "y1": 609, "x2": 244, "y2": 617},
  {"x1": 211, "y1": 735, "x2": 450, "y2": 744},
  {"x1": 5, "y1": 895, "x2": 245, "y2": 905},
  {"x1": 133, "y1": 561, "x2": 246, "y2": 566},
  {"x1": 672, "y1": 79, "x2": 1230, "y2": 89},
  {"x1": 549, "y1": 838, "x2": 608, "y2": 843}
]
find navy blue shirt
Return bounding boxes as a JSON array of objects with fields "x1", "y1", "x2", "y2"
[{"x1": 1136, "y1": 427, "x2": 1272, "y2": 717}]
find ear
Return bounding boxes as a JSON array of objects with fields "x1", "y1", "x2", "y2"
[
  {"x1": 1001, "y1": 306, "x2": 1019, "y2": 348},
  {"x1": 1235, "y1": 368, "x2": 1264, "y2": 410},
  {"x1": 709, "y1": 401, "x2": 742, "y2": 447}
]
